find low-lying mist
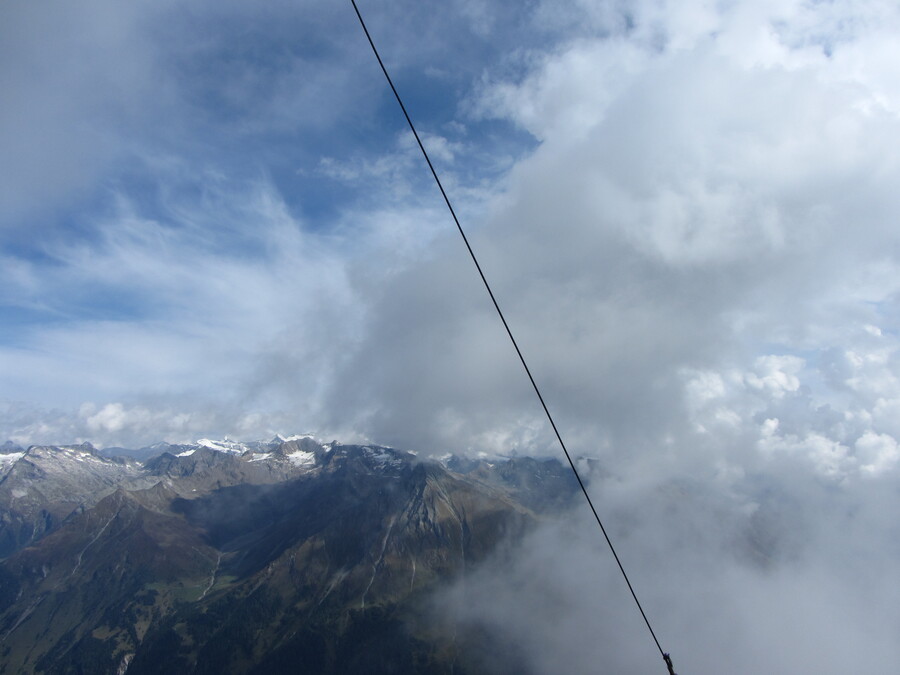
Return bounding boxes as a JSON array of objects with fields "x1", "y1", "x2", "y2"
[{"x1": 438, "y1": 457, "x2": 900, "y2": 674}]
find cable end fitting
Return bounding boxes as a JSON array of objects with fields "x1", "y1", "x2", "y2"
[{"x1": 663, "y1": 653, "x2": 677, "y2": 675}]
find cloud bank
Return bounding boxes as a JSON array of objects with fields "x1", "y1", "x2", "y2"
[{"x1": 3, "y1": 0, "x2": 900, "y2": 670}]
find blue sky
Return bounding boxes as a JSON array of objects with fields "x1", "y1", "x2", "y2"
[
  {"x1": 0, "y1": 0, "x2": 534, "y2": 431},
  {"x1": 8, "y1": 0, "x2": 898, "y2": 460},
  {"x1": 4, "y1": 1, "x2": 900, "y2": 670}
]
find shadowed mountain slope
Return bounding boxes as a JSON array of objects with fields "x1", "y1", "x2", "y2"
[{"x1": 0, "y1": 440, "x2": 578, "y2": 674}]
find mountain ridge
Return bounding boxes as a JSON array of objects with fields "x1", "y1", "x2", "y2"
[{"x1": 0, "y1": 435, "x2": 580, "y2": 674}]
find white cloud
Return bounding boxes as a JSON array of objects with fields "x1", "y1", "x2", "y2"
[
  {"x1": 320, "y1": 0, "x2": 900, "y2": 460},
  {"x1": 1, "y1": 399, "x2": 329, "y2": 449},
  {"x1": 0, "y1": 173, "x2": 362, "y2": 445},
  {"x1": 441, "y1": 461, "x2": 900, "y2": 673},
  {"x1": 856, "y1": 430, "x2": 900, "y2": 476},
  {"x1": 743, "y1": 355, "x2": 803, "y2": 399}
]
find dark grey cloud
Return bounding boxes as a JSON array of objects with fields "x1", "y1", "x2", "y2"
[{"x1": 0, "y1": 1, "x2": 164, "y2": 228}]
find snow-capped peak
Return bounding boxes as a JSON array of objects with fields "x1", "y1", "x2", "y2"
[
  {"x1": 0, "y1": 451, "x2": 24, "y2": 466},
  {"x1": 196, "y1": 438, "x2": 250, "y2": 455}
]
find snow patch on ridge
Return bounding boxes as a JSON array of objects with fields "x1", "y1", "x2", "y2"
[
  {"x1": 286, "y1": 450, "x2": 316, "y2": 467},
  {"x1": 362, "y1": 446, "x2": 405, "y2": 469},
  {"x1": 0, "y1": 452, "x2": 24, "y2": 465},
  {"x1": 196, "y1": 438, "x2": 248, "y2": 455}
]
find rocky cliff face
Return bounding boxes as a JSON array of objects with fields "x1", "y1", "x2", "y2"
[
  {"x1": 0, "y1": 444, "x2": 156, "y2": 558},
  {"x1": 0, "y1": 438, "x2": 578, "y2": 674}
]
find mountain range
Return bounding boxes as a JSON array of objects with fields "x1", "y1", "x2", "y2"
[{"x1": 0, "y1": 436, "x2": 579, "y2": 674}]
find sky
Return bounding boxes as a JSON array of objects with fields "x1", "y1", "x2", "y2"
[{"x1": 3, "y1": 0, "x2": 900, "y2": 671}]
